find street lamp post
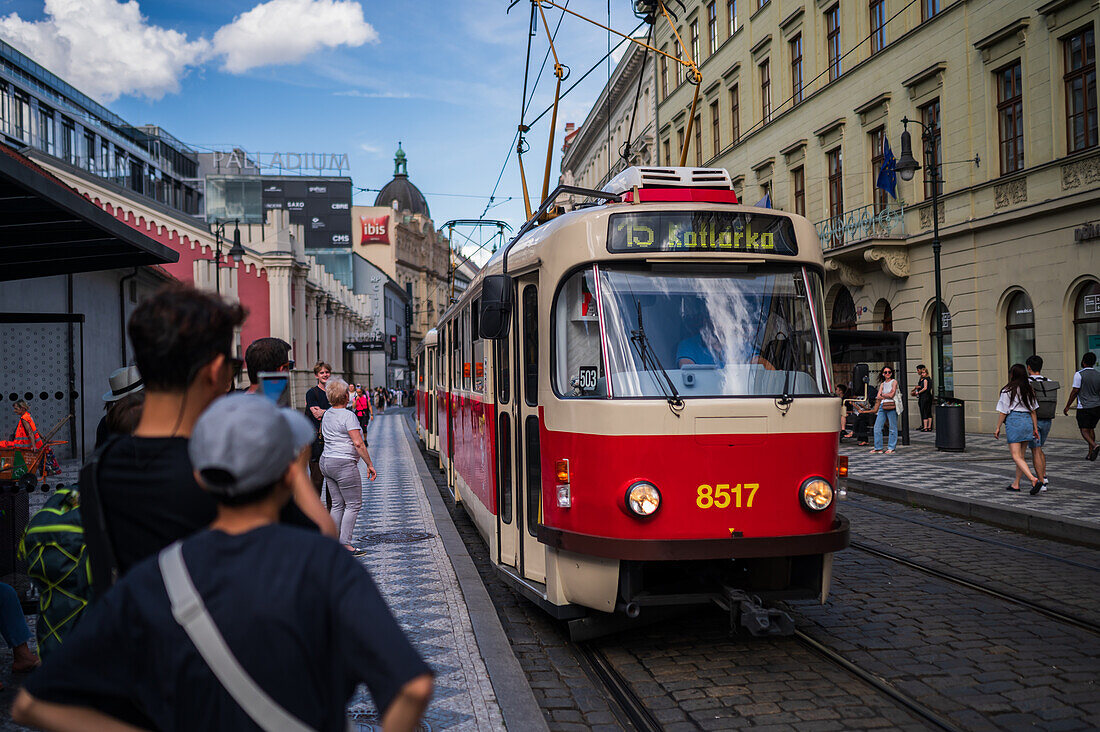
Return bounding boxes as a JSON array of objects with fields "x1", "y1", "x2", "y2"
[
  {"x1": 211, "y1": 219, "x2": 245, "y2": 295},
  {"x1": 895, "y1": 118, "x2": 946, "y2": 401}
]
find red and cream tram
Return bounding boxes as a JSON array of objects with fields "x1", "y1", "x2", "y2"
[
  {"x1": 414, "y1": 167, "x2": 849, "y2": 633},
  {"x1": 414, "y1": 328, "x2": 439, "y2": 456}
]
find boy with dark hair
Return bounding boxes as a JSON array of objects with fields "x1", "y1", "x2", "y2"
[
  {"x1": 14, "y1": 395, "x2": 432, "y2": 731},
  {"x1": 85, "y1": 285, "x2": 322, "y2": 585},
  {"x1": 244, "y1": 337, "x2": 293, "y2": 386},
  {"x1": 1026, "y1": 355, "x2": 1058, "y2": 491}
]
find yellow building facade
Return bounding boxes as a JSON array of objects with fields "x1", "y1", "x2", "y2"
[{"x1": 656, "y1": 0, "x2": 1100, "y2": 437}]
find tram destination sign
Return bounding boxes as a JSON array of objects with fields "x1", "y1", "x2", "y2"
[{"x1": 607, "y1": 212, "x2": 798, "y2": 255}]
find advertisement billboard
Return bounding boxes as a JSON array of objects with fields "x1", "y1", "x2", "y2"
[
  {"x1": 361, "y1": 214, "x2": 390, "y2": 244},
  {"x1": 260, "y1": 177, "x2": 352, "y2": 249}
]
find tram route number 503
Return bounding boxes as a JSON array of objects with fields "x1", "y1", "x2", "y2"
[{"x1": 697, "y1": 483, "x2": 760, "y2": 509}]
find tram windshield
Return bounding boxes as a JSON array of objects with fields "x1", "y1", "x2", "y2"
[{"x1": 553, "y1": 264, "x2": 830, "y2": 399}]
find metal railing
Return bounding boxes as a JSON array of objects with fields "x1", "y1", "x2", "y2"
[{"x1": 815, "y1": 201, "x2": 906, "y2": 250}]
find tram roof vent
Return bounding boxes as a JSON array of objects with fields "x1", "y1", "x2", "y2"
[{"x1": 603, "y1": 166, "x2": 734, "y2": 195}]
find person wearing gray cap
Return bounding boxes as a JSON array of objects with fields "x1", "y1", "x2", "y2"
[{"x1": 14, "y1": 394, "x2": 433, "y2": 732}]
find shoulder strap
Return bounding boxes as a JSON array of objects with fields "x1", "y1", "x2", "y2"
[
  {"x1": 80, "y1": 436, "x2": 121, "y2": 599},
  {"x1": 158, "y1": 542, "x2": 315, "y2": 732}
]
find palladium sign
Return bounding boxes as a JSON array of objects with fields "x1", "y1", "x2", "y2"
[{"x1": 212, "y1": 149, "x2": 350, "y2": 174}]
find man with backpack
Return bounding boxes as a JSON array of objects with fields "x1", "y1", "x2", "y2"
[
  {"x1": 1026, "y1": 355, "x2": 1059, "y2": 491},
  {"x1": 14, "y1": 394, "x2": 433, "y2": 731}
]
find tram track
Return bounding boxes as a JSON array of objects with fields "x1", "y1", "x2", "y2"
[
  {"x1": 575, "y1": 643, "x2": 665, "y2": 732},
  {"x1": 849, "y1": 539, "x2": 1100, "y2": 635}
]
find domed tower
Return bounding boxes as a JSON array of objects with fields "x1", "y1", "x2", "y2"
[{"x1": 374, "y1": 143, "x2": 430, "y2": 218}]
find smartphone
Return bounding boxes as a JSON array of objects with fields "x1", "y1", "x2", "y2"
[{"x1": 258, "y1": 372, "x2": 291, "y2": 407}]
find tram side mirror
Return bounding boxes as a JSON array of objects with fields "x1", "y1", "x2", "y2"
[{"x1": 479, "y1": 274, "x2": 514, "y2": 340}]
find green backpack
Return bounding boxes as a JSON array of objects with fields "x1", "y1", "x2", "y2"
[{"x1": 18, "y1": 488, "x2": 92, "y2": 658}]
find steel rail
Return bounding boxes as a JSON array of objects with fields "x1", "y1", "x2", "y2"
[
  {"x1": 845, "y1": 499, "x2": 1100, "y2": 572},
  {"x1": 850, "y1": 540, "x2": 1100, "y2": 635},
  {"x1": 793, "y1": 630, "x2": 965, "y2": 732},
  {"x1": 576, "y1": 643, "x2": 664, "y2": 732}
]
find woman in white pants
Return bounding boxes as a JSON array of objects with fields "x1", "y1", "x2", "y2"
[{"x1": 320, "y1": 377, "x2": 377, "y2": 551}]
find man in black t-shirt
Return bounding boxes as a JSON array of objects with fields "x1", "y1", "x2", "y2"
[
  {"x1": 15, "y1": 395, "x2": 432, "y2": 731},
  {"x1": 306, "y1": 361, "x2": 333, "y2": 504},
  {"x1": 85, "y1": 285, "x2": 325, "y2": 582}
]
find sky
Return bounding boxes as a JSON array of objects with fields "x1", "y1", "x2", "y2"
[{"x1": 0, "y1": 0, "x2": 645, "y2": 263}]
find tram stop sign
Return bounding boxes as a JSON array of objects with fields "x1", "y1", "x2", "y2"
[{"x1": 344, "y1": 339, "x2": 385, "y2": 351}]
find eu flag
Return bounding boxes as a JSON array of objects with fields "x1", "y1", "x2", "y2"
[
  {"x1": 876, "y1": 138, "x2": 898, "y2": 199},
  {"x1": 754, "y1": 191, "x2": 772, "y2": 209}
]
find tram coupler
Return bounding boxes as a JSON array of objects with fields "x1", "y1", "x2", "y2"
[{"x1": 719, "y1": 588, "x2": 795, "y2": 637}]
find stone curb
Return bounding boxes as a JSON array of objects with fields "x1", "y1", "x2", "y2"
[
  {"x1": 847, "y1": 476, "x2": 1100, "y2": 549},
  {"x1": 399, "y1": 416, "x2": 550, "y2": 732}
]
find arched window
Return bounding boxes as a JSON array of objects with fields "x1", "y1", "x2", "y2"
[
  {"x1": 1074, "y1": 280, "x2": 1100, "y2": 364},
  {"x1": 875, "y1": 298, "x2": 893, "y2": 331},
  {"x1": 1005, "y1": 291, "x2": 1035, "y2": 367},
  {"x1": 930, "y1": 304, "x2": 953, "y2": 397},
  {"x1": 831, "y1": 286, "x2": 857, "y2": 330}
]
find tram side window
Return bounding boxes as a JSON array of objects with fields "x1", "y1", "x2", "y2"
[
  {"x1": 471, "y1": 298, "x2": 485, "y2": 393},
  {"x1": 463, "y1": 308, "x2": 472, "y2": 391},
  {"x1": 498, "y1": 413, "x2": 512, "y2": 523},
  {"x1": 496, "y1": 333, "x2": 510, "y2": 404},
  {"x1": 523, "y1": 285, "x2": 539, "y2": 406},
  {"x1": 525, "y1": 414, "x2": 540, "y2": 536},
  {"x1": 554, "y1": 268, "x2": 606, "y2": 398}
]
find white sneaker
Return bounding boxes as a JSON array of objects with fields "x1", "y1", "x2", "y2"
[{"x1": 1041, "y1": 480, "x2": 1049, "y2": 492}]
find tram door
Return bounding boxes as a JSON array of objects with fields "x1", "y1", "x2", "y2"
[{"x1": 515, "y1": 278, "x2": 546, "y2": 583}]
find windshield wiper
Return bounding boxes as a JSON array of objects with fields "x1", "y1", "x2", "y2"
[{"x1": 630, "y1": 301, "x2": 684, "y2": 415}]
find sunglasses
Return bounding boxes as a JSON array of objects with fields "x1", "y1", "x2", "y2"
[
  {"x1": 882, "y1": 370, "x2": 893, "y2": 375},
  {"x1": 286, "y1": 359, "x2": 296, "y2": 370}
]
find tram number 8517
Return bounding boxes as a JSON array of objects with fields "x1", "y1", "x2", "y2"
[{"x1": 697, "y1": 483, "x2": 760, "y2": 509}]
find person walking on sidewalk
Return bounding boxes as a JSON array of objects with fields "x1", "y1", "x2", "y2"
[
  {"x1": 306, "y1": 362, "x2": 333, "y2": 507},
  {"x1": 354, "y1": 386, "x2": 372, "y2": 437},
  {"x1": 13, "y1": 394, "x2": 432, "y2": 732},
  {"x1": 1064, "y1": 352, "x2": 1100, "y2": 461},
  {"x1": 912, "y1": 364, "x2": 934, "y2": 432},
  {"x1": 995, "y1": 364, "x2": 1043, "y2": 495},
  {"x1": 1027, "y1": 355, "x2": 1059, "y2": 491},
  {"x1": 870, "y1": 366, "x2": 902, "y2": 454},
  {"x1": 321, "y1": 377, "x2": 377, "y2": 553}
]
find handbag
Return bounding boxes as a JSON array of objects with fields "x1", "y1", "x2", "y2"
[{"x1": 159, "y1": 542, "x2": 355, "y2": 732}]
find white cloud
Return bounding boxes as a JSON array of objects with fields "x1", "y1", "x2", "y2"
[
  {"x1": 0, "y1": 0, "x2": 210, "y2": 101},
  {"x1": 213, "y1": 0, "x2": 377, "y2": 74},
  {"x1": 359, "y1": 142, "x2": 380, "y2": 154},
  {"x1": 336, "y1": 89, "x2": 418, "y2": 100},
  {"x1": 0, "y1": 0, "x2": 377, "y2": 102}
]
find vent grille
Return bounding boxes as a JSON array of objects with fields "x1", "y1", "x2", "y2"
[{"x1": 604, "y1": 166, "x2": 734, "y2": 194}]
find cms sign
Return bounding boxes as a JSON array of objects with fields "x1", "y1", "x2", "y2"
[{"x1": 360, "y1": 214, "x2": 390, "y2": 244}]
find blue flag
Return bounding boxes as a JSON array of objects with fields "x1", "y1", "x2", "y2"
[
  {"x1": 876, "y1": 138, "x2": 897, "y2": 199},
  {"x1": 755, "y1": 191, "x2": 772, "y2": 209}
]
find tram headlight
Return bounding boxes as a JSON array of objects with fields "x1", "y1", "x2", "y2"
[
  {"x1": 625, "y1": 481, "x2": 661, "y2": 517},
  {"x1": 799, "y1": 477, "x2": 834, "y2": 512}
]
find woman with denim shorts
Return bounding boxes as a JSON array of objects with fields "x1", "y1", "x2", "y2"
[{"x1": 994, "y1": 363, "x2": 1042, "y2": 495}]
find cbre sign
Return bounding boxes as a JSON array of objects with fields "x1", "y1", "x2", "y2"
[{"x1": 360, "y1": 214, "x2": 390, "y2": 244}]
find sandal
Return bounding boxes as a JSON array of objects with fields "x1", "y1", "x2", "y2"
[
  {"x1": 870, "y1": 449, "x2": 883, "y2": 453},
  {"x1": 857, "y1": 441, "x2": 868, "y2": 446},
  {"x1": 884, "y1": 449, "x2": 895, "y2": 454},
  {"x1": 1005, "y1": 485, "x2": 1020, "y2": 492}
]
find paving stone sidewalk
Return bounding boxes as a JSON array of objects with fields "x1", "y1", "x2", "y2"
[
  {"x1": 347, "y1": 412, "x2": 505, "y2": 730},
  {"x1": 842, "y1": 427, "x2": 1100, "y2": 542}
]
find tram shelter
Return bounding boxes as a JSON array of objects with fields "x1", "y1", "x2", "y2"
[{"x1": 829, "y1": 329, "x2": 910, "y2": 447}]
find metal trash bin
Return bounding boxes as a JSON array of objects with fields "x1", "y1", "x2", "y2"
[{"x1": 935, "y1": 399, "x2": 965, "y2": 452}]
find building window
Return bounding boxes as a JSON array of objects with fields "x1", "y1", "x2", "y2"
[
  {"x1": 997, "y1": 61, "x2": 1024, "y2": 174},
  {"x1": 831, "y1": 286, "x2": 857, "y2": 330},
  {"x1": 760, "y1": 59, "x2": 771, "y2": 124},
  {"x1": 11, "y1": 93, "x2": 27, "y2": 140},
  {"x1": 663, "y1": 138, "x2": 671, "y2": 166},
  {"x1": 1064, "y1": 26, "x2": 1097, "y2": 153},
  {"x1": 1074, "y1": 280, "x2": 1100, "y2": 364},
  {"x1": 931, "y1": 306, "x2": 954, "y2": 396},
  {"x1": 661, "y1": 50, "x2": 669, "y2": 98},
  {"x1": 790, "y1": 34, "x2": 803, "y2": 105},
  {"x1": 59, "y1": 117, "x2": 74, "y2": 163},
  {"x1": 877, "y1": 299, "x2": 894, "y2": 332},
  {"x1": 83, "y1": 132, "x2": 95, "y2": 172},
  {"x1": 758, "y1": 0, "x2": 769, "y2": 10},
  {"x1": 922, "y1": 0, "x2": 940, "y2": 21},
  {"x1": 675, "y1": 41, "x2": 684, "y2": 85},
  {"x1": 870, "y1": 0, "x2": 885, "y2": 54},
  {"x1": 711, "y1": 101, "x2": 721, "y2": 155},
  {"x1": 36, "y1": 107, "x2": 54, "y2": 156},
  {"x1": 1005, "y1": 291, "x2": 1035, "y2": 368},
  {"x1": 728, "y1": 0, "x2": 737, "y2": 36},
  {"x1": 730, "y1": 85, "x2": 740, "y2": 142},
  {"x1": 920, "y1": 99, "x2": 942, "y2": 199},
  {"x1": 677, "y1": 128, "x2": 685, "y2": 163},
  {"x1": 828, "y1": 147, "x2": 844, "y2": 244},
  {"x1": 694, "y1": 115, "x2": 703, "y2": 165},
  {"x1": 690, "y1": 20, "x2": 700, "y2": 64},
  {"x1": 826, "y1": 5, "x2": 841, "y2": 82},
  {"x1": 708, "y1": 2, "x2": 718, "y2": 55},
  {"x1": 870, "y1": 127, "x2": 887, "y2": 213},
  {"x1": 792, "y1": 165, "x2": 805, "y2": 216}
]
